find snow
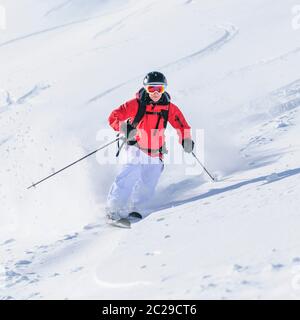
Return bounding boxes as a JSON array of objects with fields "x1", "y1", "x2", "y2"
[{"x1": 0, "y1": 0, "x2": 300, "y2": 299}]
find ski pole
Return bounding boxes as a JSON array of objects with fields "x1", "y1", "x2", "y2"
[
  {"x1": 27, "y1": 137, "x2": 120, "y2": 190},
  {"x1": 192, "y1": 151, "x2": 216, "y2": 182}
]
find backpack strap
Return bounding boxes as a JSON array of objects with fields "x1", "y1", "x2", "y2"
[
  {"x1": 131, "y1": 98, "x2": 147, "y2": 128},
  {"x1": 161, "y1": 107, "x2": 170, "y2": 129},
  {"x1": 153, "y1": 105, "x2": 170, "y2": 136}
]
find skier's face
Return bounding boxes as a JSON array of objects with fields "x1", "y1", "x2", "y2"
[{"x1": 149, "y1": 91, "x2": 162, "y2": 102}]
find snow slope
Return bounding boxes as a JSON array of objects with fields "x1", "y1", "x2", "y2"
[{"x1": 0, "y1": 0, "x2": 300, "y2": 299}]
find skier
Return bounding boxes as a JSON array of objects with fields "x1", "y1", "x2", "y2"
[{"x1": 106, "y1": 71, "x2": 194, "y2": 226}]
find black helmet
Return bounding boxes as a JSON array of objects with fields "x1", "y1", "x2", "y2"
[{"x1": 143, "y1": 71, "x2": 167, "y2": 86}]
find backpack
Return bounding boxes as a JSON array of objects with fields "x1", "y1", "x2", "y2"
[{"x1": 132, "y1": 95, "x2": 170, "y2": 131}]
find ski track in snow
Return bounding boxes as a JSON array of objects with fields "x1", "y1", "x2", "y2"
[
  {"x1": 0, "y1": 90, "x2": 13, "y2": 109},
  {"x1": 93, "y1": 2, "x2": 157, "y2": 39},
  {"x1": 179, "y1": 45, "x2": 300, "y2": 99},
  {"x1": 44, "y1": 0, "x2": 73, "y2": 17},
  {"x1": 149, "y1": 168, "x2": 300, "y2": 214},
  {"x1": 1, "y1": 215, "x2": 155, "y2": 300},
  {"x1": 0, "y1": 1, "x2": 155, "y2": 50},
  {"x1": 2, "y1": 169, "x2": 300, "y2": 299},
  {"x1": 2, "y1": 1, "x2": 300, "y2": 300},
  {"x1": 0, "y1": 222, "x2": 108, "y2": 299},
  {"x1": 225, "y1": 46, "x2": 300, "y2": 79},
  {"x1": 0, "y1": 18, "x2": 96, "y2": 49},
  {"x1": 239, "y1": 78, "x2": 300, "y2": 156},
  {"x1": 161, "y1": 24, "x2": 239, "y2": 70},
  {"x1": 2, "y1": 175, "x2": 300, "y2": 299},
  {"x1": 0, "y1": 217, "x2": 146, "y2": 299},
  {"x1": 0, "y1": 84, "x2": 51, "y2": 115},
  {"x1": 0, "y1": 5, "x2": 132, "y2": 49},
  {"x1": 87, "y1": 24, "x2": 239, "y2": 103},
  {"x1": 240, "y1": 107, "x2": 299, "y2": 157},
  {"x1": 16, "y1": 83, "x2": 51, "y2": 105},
  {"x1": 270, "y1": 79, "x2": 300, "y2": 116},
  {"x1": 0, "y1": 136, "x2": 12, "y2": 147}
]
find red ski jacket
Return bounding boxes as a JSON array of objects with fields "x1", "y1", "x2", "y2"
[{"x1": 108, "y1": 89, "x2": 192, "y2": 158}]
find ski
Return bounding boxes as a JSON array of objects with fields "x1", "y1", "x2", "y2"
[
  {"x1": 105, "y1": 212, "x2": 142, "y2": 229},
  {"x1": 107, "y1": 218, "x2": 131, "y2": 229}
]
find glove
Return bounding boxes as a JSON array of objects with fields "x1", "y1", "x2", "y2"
[
  {"x1": 182, "y1": 138, "x2": 194, "y2": 153},
  {"x1": 120, "y1": 120, "x2": 136, "y2": 142}
]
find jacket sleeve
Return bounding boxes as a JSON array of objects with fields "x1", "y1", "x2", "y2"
[
  {"x1": 108, "y1": 100, "x2": 137, "y2": 132},
  {"x1": 168, "y1": 103, "x2": 192, "y2": 144}
]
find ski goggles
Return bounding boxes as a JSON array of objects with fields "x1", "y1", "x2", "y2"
[{"x1": 145, "y1": 84, "x2": 166, "y2": 94}]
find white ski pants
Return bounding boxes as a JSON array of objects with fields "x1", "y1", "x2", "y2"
[{"x1": 106, "y1": 145, "x2": 164, "y2": 217}]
